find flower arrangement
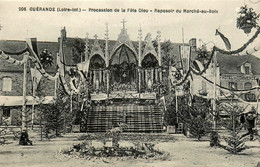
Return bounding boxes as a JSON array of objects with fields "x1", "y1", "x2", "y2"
[
  {"x1": 236, "y1": 5, "x2": 260, "y2": 34},
  {"x1": 39, "y1": 49, "x2": 53, "y2": 68}
]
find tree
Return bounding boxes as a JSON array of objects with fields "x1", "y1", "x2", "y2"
[
  {"x1": 161, "y1": 40, "x2": 176, "y2": 67},
  {"x1": 72, "y1": 38, "x2": 86, "y2": 63},
  {"x1": 164, "y1": 94, "x2": 213, "y2": 140},
  {"x1": 178, "y1": 95, "x2": 213, "y2": 140},
  {"x1": 36, "y1": 87, "x2": 72, "y2": 138}
]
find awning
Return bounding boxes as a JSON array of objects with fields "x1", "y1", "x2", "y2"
[{"x1": 0, "y1": 96, "x2": 55, "y2": 106}]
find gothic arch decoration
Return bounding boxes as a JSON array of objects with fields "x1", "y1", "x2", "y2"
[
  {"x1": 141, "y1": 35, "x2": 158, "y2": 63},
  {"x1": 110, "y1": 28, "x2": 138, "y2": 61},
  {"x1": 90, "y1": 54, "x2": 106, "y2": 69},
  {"x1": 89, "y1": 35, "x2": 105, "y2": 62},
  {"x1": 110, "y1": 44, "x2": 138, "y2": 65},
  {"x1": 141, "y1": 53, "x2": 159, "y2": 68}
]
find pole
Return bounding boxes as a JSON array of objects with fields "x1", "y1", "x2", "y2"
[
  {"x1": 176, "y1": 87, "x2": 178, "y2": 124},
  {"x1": 256, "y1": 79, "x2": 259, "y2": 130},
  {"x1": 213, "y1": 51, "x2": 217, "y2": 130},
  {"x1": 31, "y1": 68, "x2": 35, "y2": 130},
  {"x1": 70, "y1": 92, "x2": 73, "y2": 113},
  {"x1": 22, "y1": 54, "x2": 28, "y2": 131}
]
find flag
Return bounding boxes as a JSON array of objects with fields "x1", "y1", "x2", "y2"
[
  {"x1": 215, "y1": 29, "x2": 231, "y2": 50},
  {"x1": 30, "y1": 67, "x2": 42, "y2": 92}
]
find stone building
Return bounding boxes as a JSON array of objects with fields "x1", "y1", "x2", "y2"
[{"x1": 192, "y1": 52, "x2": 260, "y2": 103}]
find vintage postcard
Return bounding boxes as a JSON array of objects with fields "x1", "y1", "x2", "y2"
[{"x1": 0, "y1": 0, "x2": 260, "y2": 167}]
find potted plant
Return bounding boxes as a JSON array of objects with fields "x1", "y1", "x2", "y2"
[{"x1": 237, "y1": 5, "x2": 260, "y2": 34}]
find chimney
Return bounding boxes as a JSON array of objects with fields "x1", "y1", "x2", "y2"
[{"x1": 61, "y1": 26, "x2": 67, "y2": 41}]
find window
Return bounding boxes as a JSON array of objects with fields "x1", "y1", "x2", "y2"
[
  {"x1": 2, "y1": 77, "x2": 12, "y2": 92},
  {"x1": 245, "y1": 66, "x2": 250, "y2": 75},
  {"x1": 228, "y1": 82, "x2": 237, "y2": 90},
  {"x1": 3, "y1": 107, "x2": 10, "y2": 117},
  {"x1": 244, "y1": 82, "x2": 252, "y2": 90}
]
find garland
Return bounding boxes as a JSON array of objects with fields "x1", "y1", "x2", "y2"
[
  {"x1": 0, "y1": 50, "x2": 28, "y2": 65},
  {"x1": 214, "y1": 28, "x2": 260, "y2": 55},
  {"x1": 1, "y1": 48, "x2": 29, "y2": 55},
  {"x1": 173, "y1": 28, "x2": 260, "y2": 88}
]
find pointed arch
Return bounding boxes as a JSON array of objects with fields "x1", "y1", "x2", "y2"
[
  {"x1": 141, "y1": 53, "x2": 159, "y2": 68},
  {"x1": 89, "y1": 39, "x2": 105, "y2": 61},
  {"x1": 110, "y1": 29, "x2": 137, "y2": 60},
  {"x1": 90, "y1": 54, "x2": 105, "y2": 69},
  {"x1": 142, "y1": 38, "x2": 158, "y2": 62}
]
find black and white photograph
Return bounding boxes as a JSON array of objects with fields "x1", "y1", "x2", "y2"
[{"x1": 0, "y1": 0, "x2": 260, "y2": 166}]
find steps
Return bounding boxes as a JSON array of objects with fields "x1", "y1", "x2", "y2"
[{"x1": 85, "y1": 104, "x2": 164, "y2": 133}]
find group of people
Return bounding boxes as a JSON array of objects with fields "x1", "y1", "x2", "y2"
[{"x1": 240, "y1": 106, "x2": 258, "y2": 141}]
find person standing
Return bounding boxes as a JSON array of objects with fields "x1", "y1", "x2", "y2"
[
  {"x1": 240, "y1": 113, "x2": 246, "y2": 130},
  {"x1": 241, "y1": 107, "x2": 257, "y2": 141}
]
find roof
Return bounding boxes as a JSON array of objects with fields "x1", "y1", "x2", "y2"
[
  {"x1": 0, "y1": 37, "x2": 185, "y2": 70},
  {"x1": 216, "y1": 52, "x2": 260, "y2": 75}
]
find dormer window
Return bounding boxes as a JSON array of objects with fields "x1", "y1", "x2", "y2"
[{"x1": 241, "y1": 62, "x2": 251, "y2": 75}]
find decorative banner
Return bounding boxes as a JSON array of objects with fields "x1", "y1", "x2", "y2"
[
  {"x1": 169, "y1": 66, "x2": 177, "y2": 85},
  {"x1": 30, "y1": 67, "x2": 42, "y2": 92},
  {"x1": 70, "y1": 77, "x2": 81, "y2": 94},
  {"x1": 27, "y1": 38, "x2": 59, "y2": 81},
  {"x1": 180, "y1": 45, "x2": 191, "y2": 73}
]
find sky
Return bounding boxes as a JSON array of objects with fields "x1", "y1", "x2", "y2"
[{"x1": 0, "y1": 0, "x2": 259, "y2": 56}]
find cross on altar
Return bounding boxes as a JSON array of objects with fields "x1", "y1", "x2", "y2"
[
  {"x1": 121, "y1": 19, "x2": 127, "y2": 30},
  {"x1": 85, "y1": 33, "x2": 89, "y2": 38}
]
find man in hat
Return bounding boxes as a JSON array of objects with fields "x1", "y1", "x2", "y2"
[{"x1": 241, "y1": 106, "x2": 257, "y2": 141}]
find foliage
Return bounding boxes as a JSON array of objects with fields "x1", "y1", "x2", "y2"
[
  {"x1": 222, "y1": 131, "x2": 248, "y2": 154},
  {"x1": 210, "y1": 131, "x2": 220, "y2": 147},
  {"x1": 0, "y1": 117, "x2": 9, "y2": 145},
  {"x1": 180, "y1": 95, "x2": 213, "y2": 140},
  {"x1": 39, "y1": 49, "x2": 53, "y2": 68},
  {"x1": 61, "y1": 134, "x2": 170, "y2": 161},
  {"x1": 161, "y1": 40, "x2": 176, "y2": 67},
  {"x1": 236, "y1": 5, "x2": 260, "y2": 30},
  {"x1": 36, "y1": 88, "x2": 72, "y2": 137},
  {"x1": 196, "y1": 46, "x2": 210, "y2": 59},
  {"x1": 218, "y1": 101, "x2": 244, "y2": 132},
  {"x1": 164, "y1": 94, "x2": 213, "y2": 140},
  {"x1": 78, "y1": 133, "x2": 176, "y2": 142},
  {"x1": 72, "y1": 38, "x2": 86, "y2": 64}
]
